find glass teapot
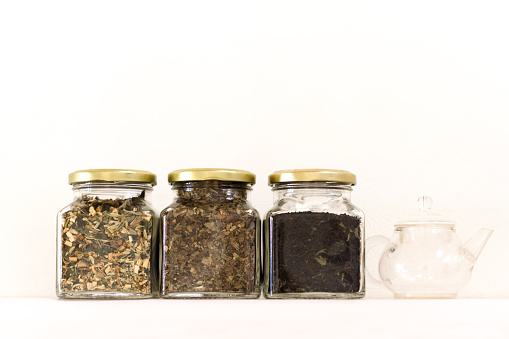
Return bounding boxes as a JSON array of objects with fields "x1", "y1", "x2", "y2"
[{"x1": 367, "y1": 196, "x2": 493, "y2": 299}]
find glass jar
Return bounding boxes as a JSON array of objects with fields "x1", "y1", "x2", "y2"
[
  {"x1": 57, "y1": 169, "x2": 157, "y2": 299},
  {"x1": 264, "y1": 169, "x2": 365, "y2": 299},
  {"x1": 160, "y1": 168, "x2": 261, "y2": 298}
]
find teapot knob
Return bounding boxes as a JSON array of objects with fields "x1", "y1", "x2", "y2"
[{"x1": 418, "y1": 196, "x2": 433, "y2": 213}]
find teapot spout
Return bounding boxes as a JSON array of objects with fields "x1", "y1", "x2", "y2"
[{"x1": 460, "y1": 228, "x2": 493, "y2": 263}]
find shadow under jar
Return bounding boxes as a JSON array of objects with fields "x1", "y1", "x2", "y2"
[
  {"x1": 264, "y1": 169, "x2": 365, "y2": 299},
  {"x1": 57, "y1": 169, "x2": 157, "y2": 299},
  {"x1": 160, "y1": 168, "x2": 261, "y2": 299}
]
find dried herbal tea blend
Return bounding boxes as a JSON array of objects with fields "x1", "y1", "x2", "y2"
[
  {"x1": 59, "y1": 195, "x2": 153, "y2": 295},
  {"x1": 161, "y1": 181, "x2": 259, "y2": 296},
  {"x1": 270, "y1": 211, "x2": 361, "y2": 293}
]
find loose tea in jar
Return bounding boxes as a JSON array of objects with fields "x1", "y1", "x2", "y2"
[
  {"x1": 264, "y1": 169, "x2": 365, "y2": 299},
  {"x1": 57, "y1": 169, "x2": 157, "y2": 299},
  {"x1": 160, "y1": 168, "x2": 261, "y2": 298}
]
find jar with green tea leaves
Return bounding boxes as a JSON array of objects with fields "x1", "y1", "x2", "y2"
[
  {"x1": 264, "y1": 169, "x2": 365, "y2": 299},
  {"x1": 160, "y1": 168, "x2": 261, "y2": 298},
  {"x1": 57, "y1": 169, "x2": 157, "y2": 299}
]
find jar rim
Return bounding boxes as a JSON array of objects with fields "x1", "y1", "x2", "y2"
[
  {"x1": 271, "y1": 181, "x2": 353, "y2": 190},
  {"x1": 72, "y1": 181, "x2": 154, "y2": 189},
  {"x1": 68, "y1": 169, "x2": 157, "y2": 185}
]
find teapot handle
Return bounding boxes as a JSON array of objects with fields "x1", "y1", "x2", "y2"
[{"x1": 366, "y1": 235, "x2": 390, "y2": 286}]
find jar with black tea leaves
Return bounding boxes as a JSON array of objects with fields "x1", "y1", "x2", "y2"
[
  {"x1": 264, "y1": 169, "x2": 365, "y2": 299},
  {"x1": 160, "y1": 168, "x2": 261, "y2": 298},
  {"x1": 57, "y1": 169, "x2": 157, "y2": 299}
]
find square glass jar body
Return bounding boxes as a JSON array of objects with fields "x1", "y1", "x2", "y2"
[
  {"x1": 264, "y1": 182, "x2": 365, "y2": 299},
  {"x1": 57, "y1": 181, "x2": 157, "y2": 299},
  {"x1": 160, "y1": 180, "x2": 261, "y2": 299}
]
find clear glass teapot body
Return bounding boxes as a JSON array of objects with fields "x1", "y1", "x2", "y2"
[
  {"x1": 369, "y1": 196, "x2": 493, "y2": 299},
  {"x1": 378, "y1": 225, "x2": 472, "y2": 299}
]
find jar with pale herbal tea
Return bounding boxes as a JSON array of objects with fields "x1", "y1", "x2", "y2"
[
  {"x1": 160, "y1": 168, "x2": 261, "y2": 298},
  {"x1": 264, "y1": 169, "x2": 365, "y2": 299},
  {"x1": 57, "y1": 169, "x2": 157, "y2": 299}
]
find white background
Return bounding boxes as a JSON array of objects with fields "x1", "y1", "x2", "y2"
[{"x1": 1, "y1": 0, "x2": 509, "y2": 302}]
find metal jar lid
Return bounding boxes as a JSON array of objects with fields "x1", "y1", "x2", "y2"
[
  {"x1": 268, "y1": 169, "x2": 356, "y2": 185},
  {"x1": 168, "y1": 168, "x2": 256, "y2": 184},
  {"x1": 68, "y1": 169, "x2": 157, "y2": 185}
]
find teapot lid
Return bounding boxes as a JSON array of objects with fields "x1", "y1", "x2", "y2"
[{"x1": 395, "y1": 196, "x2": 455, "y2": 228}]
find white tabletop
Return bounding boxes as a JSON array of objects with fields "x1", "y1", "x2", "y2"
[{"x1": 0, "y1": 298, "x2": 508, "y2": 338}]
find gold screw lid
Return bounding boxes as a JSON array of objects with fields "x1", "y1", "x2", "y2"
[
  {"x1": 68, "y1": 169, "x2": 157, "y2": 185},
  {"x1": 268, "y1": 169, "x2": 356, "y2": 185},
  {"x1": 168, "y1": 168, "x2": 256, "y2": 184}
]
